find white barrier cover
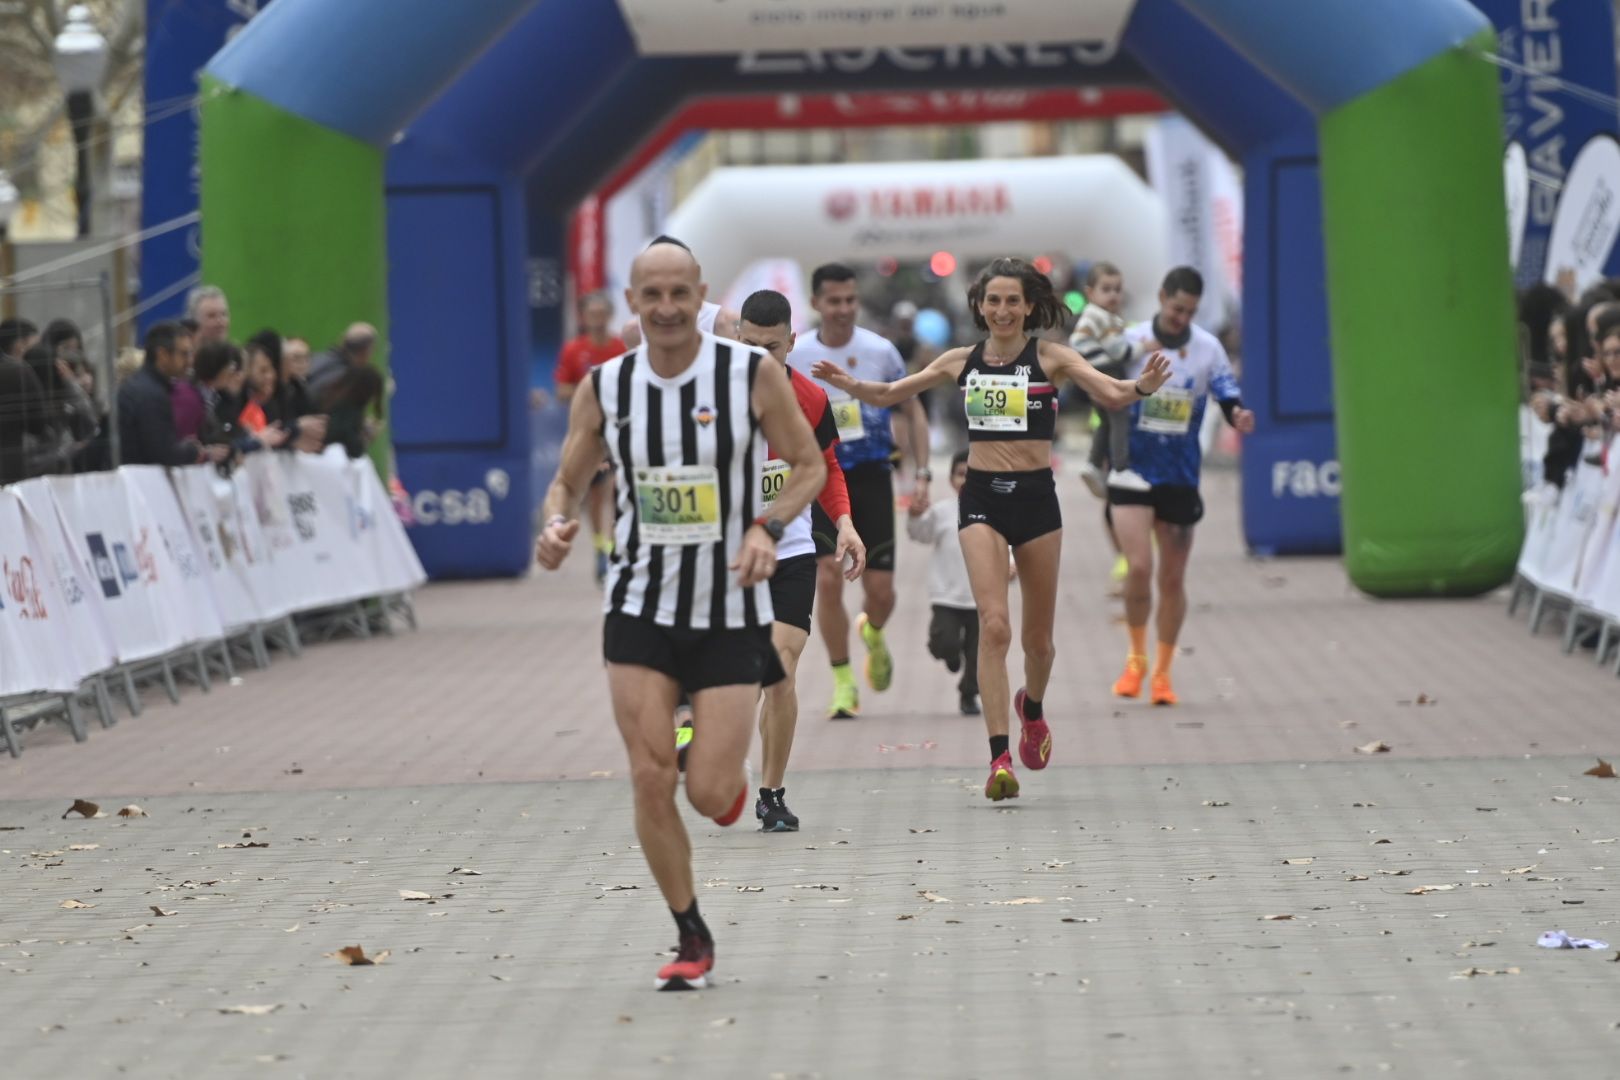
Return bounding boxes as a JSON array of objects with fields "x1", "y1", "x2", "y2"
[
  {"x1": 0, "y1": 488, "x2": 87, "y2": 696},
  {"x1": 121, "y1": 467, "x2": 226, "y2": 647},
  {"x1": 171, "y1": 465, "x2": 266, "y2": 631},
  {"x1": 4, "y1": 456, "x2": 425, "y2": 699},
  {"x1": 1537, "y1": 455, "x2": 1606, "y2": 599},
  {"x1": 1516, "y1": 482, "x2": 1561, "y2": 589},
  {"x1": 46, "y1": 469, "x2": 191, "y2": 664},
  {"x1": 1573, "y1": 459, "x2": 1620, "y2": 608},
  {"x1": 10, "y1": 478, "x2": 117, "y2": 687}
]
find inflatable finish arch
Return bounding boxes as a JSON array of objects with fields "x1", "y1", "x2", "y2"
[{"x1": 201, "y1": 0, "x2": 1520, "y2": 596}]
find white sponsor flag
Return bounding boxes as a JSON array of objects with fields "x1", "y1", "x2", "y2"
[
  {"x1": 1144, "y1": 114, "x2": 1244, "y2": 332},
  {"x1": 1543, "y1": 134, "x2": 1620, "y2": 295}
]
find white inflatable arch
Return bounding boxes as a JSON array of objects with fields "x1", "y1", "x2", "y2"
[{"x1": 657, "y1": 155, "x2": 1171, "y2": 320}]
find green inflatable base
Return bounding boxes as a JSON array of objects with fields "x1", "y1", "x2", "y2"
[
  {"x1": 199, "y1": 76, "x2": 391, "y2": 474},
  {"x1": 1319, "y1": 29, "x2": 1523, "y2": 598}
]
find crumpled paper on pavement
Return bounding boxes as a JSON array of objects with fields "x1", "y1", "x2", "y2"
[{"x1": 1537, "y1": 930, "x2": 1609, "y2": 950}]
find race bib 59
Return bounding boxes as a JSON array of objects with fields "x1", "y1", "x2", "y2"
[{"x1": 964, "y1": 373, "x2": 1029, "y2": 432}]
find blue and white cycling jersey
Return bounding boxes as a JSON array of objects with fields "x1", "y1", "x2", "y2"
[
  {"x1": 1121, "y1": 322, "x2": 1241, "y2": 487},
  {"x1": 787, "y1": 325, "x2": 907, "y2": 470}
]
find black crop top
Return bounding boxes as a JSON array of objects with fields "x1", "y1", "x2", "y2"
[{"x1": 956, "y1": 337, "x2": 1058, "y2": 443}]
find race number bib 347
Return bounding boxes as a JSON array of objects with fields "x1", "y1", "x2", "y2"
[
  {"x1": 829, "y1": 395, "x2": 865, "y2": 442},
  {"x1": 1139, "y1": 386, "x2": 1193, "y2": 435},
  {"x1": 964, "y1": 373, "x2": 1029, "y2": 432},
  {"x1": 760, "y1": 459, "x2": 791, "y2": 506},
  {"x1": 635, "y1": 465, "x2": 721, "y2": 545}
]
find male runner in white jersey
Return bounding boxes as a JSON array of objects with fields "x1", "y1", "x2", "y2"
[
  {"x1": 788, "y1": 263, "x2": 932, "y2": 718},
  {"x1": 536, "y1": 242, "x2": 826, "y2": 991},
  {"x1": 1107, "y1": 266, "x2": 1255, "y2": 707},
  {"x1": 618, "y1": 235, "x2": 740, "y2": 349},
  {"x1": 735, "y1": 289, "x2": 864, "y2": 831}
]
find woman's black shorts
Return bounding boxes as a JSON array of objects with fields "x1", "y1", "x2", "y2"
[{"x1": 957, "y1": 467, "x2": 1062, "y2": 548}]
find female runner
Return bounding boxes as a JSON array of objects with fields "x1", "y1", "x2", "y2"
[{"x1": 811, "y1": 257, "x2": 1171, "y2": 799}]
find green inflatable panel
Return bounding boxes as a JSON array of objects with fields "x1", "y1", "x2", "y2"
[
  {"x1": 1318, "y1": 30, "x2": 1522, "y2": 597},
  {"x1": 199, "y1": 75, "x2": 391, "y2": 473}
]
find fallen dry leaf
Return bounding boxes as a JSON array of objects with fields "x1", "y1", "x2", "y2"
[
  {"x1": 908, "y1": 828, "x2": 935, "y2": 834},
  {"x1": 399, "y1": 890, "x2": 433, "y2": 901},
  {"x1": 448, "y1": 867, "x2": 483, "y2": 876},
  {"x1": 1452, "y1": 966, "x2": 1519, "y2": 978},
  {"x1": 1203, "y1": 800, "x2": 1230, "y2": 807},
  {"x1": 67, "y1": 844, "x2": 99, "y2": 852},
  {"x1": 1503, "y1": 865, "x2": 1537, "y2": 874},
  {"x1": 985, "y1": 898, "x2": 1044, "y2": 905},
  {"x1": 896, "y1": 914, "x2": 915, "y2": 921},
  {"x1": 1260, "y1": 914, "x2": 1295, "y2": 921},
  {"x1": 1376, "y1": 869, "x2": 1413, "y2": 876},
  {"x1": 217, "y1": 841, "x2": 268, "y2": 849},
  {"x1": 1061, "y1": 916, "x2": 1100, "y2": 923},
  {"x1": 1585, "y1": 759, "x2": 1616, "y2": 779},
  {"x1": 1552, "y1": 796, "x2": 1576, "y2": 803},
  {"x1": 602, "y1": 884, "x2": 639, "y2": 892},
  {"x1": 116, "y1": 805, "x2": 148, "y2": 818},
  {"x1": 1407, "y1": 884, "x2": 1458, "y2": 895},
  {"x1": 149, "y1": 906, "x2": 177, "y2": 918},
  {"x1": 1372, "y1": 839, "x2": 1393, "y2": 845},
  {"x1": 1355, "y1": 741, "x2": 1392, "y2": 755},
  {"x1": 59, "y1": 899, "x2": 94, "y2": 909},
  {"x1": 736, "y1": 886, "x2": 764, "y2": 893},
  {"x1": 710, "y1": 1017, "x2": 735, "y2": 1028},
  {"x1": 327, "y1": 945, "x2": 389, "y2": 966},
  {"x1": 1282, "y1": 858, "x2": 1315, "y2": 865},
  {"x1": 218, "y1": 1004, "x2": 281, "y2": 1016},
  {"x1": 919, "y1": 891, "x2": 952, "y2": 903},
  {"x1": 1346, "y1": 875, "x2": 1369, "y2": 882},
  {"x1": 792, "y1": 884, "x2": 839, "y2": 891},
  {"x1": 61, "y1": 799, "x2": 102, "y2": 819}
]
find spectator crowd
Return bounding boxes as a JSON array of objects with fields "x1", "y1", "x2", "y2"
[
  {"x1": 1520, "y1": 279, "x2": 1620, "y2": 491},
  {"x1": 0, "y1": 285, "x2": 387, "y2": 487}
]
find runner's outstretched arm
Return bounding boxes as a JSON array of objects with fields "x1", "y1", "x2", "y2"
[
  {"x1": 536, "y1": 373, "x2": 610, "y2": 570},
  {"x1": 809, "y1": 347, "x2": 969, "y2": 409},
  {"x1": 1040, "y1": 340, "x2": 1173, "y2": 408}
]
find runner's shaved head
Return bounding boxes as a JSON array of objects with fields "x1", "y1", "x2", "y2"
[{"x1": 631, "y1": 242, "x2": 701, "y2": 285}]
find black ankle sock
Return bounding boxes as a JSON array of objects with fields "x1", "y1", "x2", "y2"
[
  {"x1": 1022, "y1": 696, "x2": 1043, "y2": 721},
  {"x1": 672, "y1": 900, "x2": 711, "y2": 943},
  {"x1": 989, "y1": 734, "x2": 1010, "y2": 761}
]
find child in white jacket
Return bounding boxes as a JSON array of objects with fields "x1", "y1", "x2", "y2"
[{"x1": 906, "y1": 451, "x2": 981, "y2": 715}]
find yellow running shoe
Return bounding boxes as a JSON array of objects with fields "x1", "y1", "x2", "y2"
[
  {"x1": 1112, "y1": 654, "x2": 1148, "y2": 698},
  {"x1": 828, "y1": 670, "x2": 860, "y2": 719},
  {"x1": 857, "y1": 613, "x2": 893, "y2": 692},
  {"x1": 1150, "y1": 671, "x2": 1178, "y2": 706}
]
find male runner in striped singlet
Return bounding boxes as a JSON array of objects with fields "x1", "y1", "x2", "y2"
[{"x1": 536, "y1": 242, "x2": 826, "y2": 990}]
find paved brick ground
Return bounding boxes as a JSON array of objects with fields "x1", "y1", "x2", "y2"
[
  {"x1": 3, "y1": 759, "x2": 1618, "y2": 1080},
  {"x1": 3, "y1": 458, "x2": 1618, "y2": 1079}
]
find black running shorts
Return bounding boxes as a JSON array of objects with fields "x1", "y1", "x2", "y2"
[
  {"x1": 769, "y1": 553, "x2": 818, "y2": 633},
  {"x1": 958, "y1": 467, "x2": 1062, "y2": 548},
  {"x1": 1107, "y1": 483, "x2": 1205, "y2": 526},
  {"x1": 814, "y1": 461, "x2": 896, "y2": 571},
  {"x1": 603, "y1": 614, "x2": 786, "y2": 693}
]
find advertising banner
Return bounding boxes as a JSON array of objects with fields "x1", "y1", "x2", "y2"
[
  {"x1": 0, "y1": 490, "x2": 85, "y2": 697},
  {"x1": 617, "y1": 0, "x2": 1134, "y2": 55},
  {"x1": 1475, "y1": 0, "x2": 1620, "y2": 288}
]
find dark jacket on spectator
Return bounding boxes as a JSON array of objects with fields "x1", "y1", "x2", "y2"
[
  {"x1": 117, "y1": 363, "x2": 199, "y2": 467},
  {"x1": 0, "y1": 355, "x2": 53, "y2": 484}
]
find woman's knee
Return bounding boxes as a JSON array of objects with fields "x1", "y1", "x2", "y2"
[{"x1": 979, "y1": 610, "x2": 1012, "y2": 652}]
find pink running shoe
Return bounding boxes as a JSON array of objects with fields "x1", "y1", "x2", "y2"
[
  {"x1": 656, "y1": 936, "x2": 714, "y2": 991},
  {"x1": 1014, "y1": 688, "x2": 1052, "y2": 770},
  {"x1": 984, "y1": 752, "x2": 1020, "y2": 801}
]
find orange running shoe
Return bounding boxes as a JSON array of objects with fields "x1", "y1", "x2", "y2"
[
  {"x1": 1150, "y1": 671, "x2": 1178, "y2": 706},
  {"x1": 1112, "y1": 655, "x2": 1148, "y2": 698}
]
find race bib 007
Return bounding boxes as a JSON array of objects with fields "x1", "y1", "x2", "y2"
[
  {"x1": 760, "y1": 459, "x2": 791, "y2": 505},
  {"x1": 1139, "y1": 386, "x2": 1193, "y2": 435},
  {"x1": 635, "y1": 465, "x2": 721, "y2": 545},
  {"x1": 829, "y1": 395, "x2": 865, "y2": 442},
  {"x1": 964, "y1": 373, "x2": 1029, "y2": 432}
]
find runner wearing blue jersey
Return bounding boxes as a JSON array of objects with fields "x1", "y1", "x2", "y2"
[{"x1": 1108, "y1": 267, "x2": 1255, "y2": 706}]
